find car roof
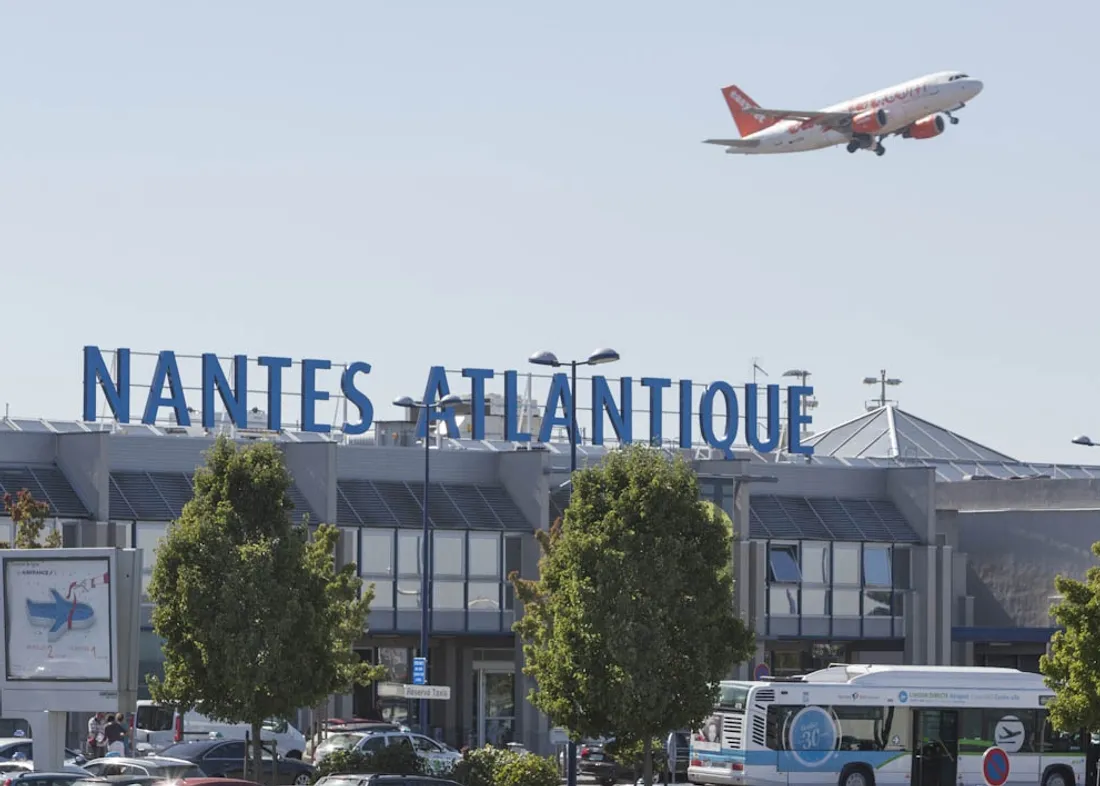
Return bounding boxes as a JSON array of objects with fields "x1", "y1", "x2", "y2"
[
  {"x1": 159, "y1": 740, "x2": 224, "y2": 752},
  {"x1": 87, "y1": 757, "x2": 195, "y2": 766},
  {"x1": 11, "y1": 773, "x2": 80, "y2": 779}
]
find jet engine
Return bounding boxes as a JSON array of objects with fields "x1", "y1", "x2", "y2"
[
  {"x1": 850, "y1": 108, "x2": 888, "y2": 134},
  {"x1": 903, "y1": 114, "x2": 946, "y2": 139}
]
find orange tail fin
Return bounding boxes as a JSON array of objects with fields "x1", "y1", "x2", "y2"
[{"x1": 721, "y1": 85, "x2": 779, "y2": 138}]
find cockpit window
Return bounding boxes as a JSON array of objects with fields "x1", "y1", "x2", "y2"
[{"x1": 948, "y1": 73, "x2": 970, "y2": 81}]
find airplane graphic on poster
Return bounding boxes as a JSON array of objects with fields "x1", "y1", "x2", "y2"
[{"x1": 26, "y1": 588, "x2": 97, "y2": 642}]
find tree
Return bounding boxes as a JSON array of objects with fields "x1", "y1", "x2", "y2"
[
  {"x1": 3, "y1": 489, "x2": 63, "y2": 548},
  {"x1": 1040, "y1": 545, "x2": 1100, "y2": 731},
  {"x1": 148, "y1": 436, "x2": 386, "y2": 777},
  {"x1": 511, "y1": 444, "x2": 754, "y2": 786}
]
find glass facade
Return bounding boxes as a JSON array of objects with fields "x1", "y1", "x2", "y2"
[{"x1": 763, "y1": 539, "x2": 908, "y2": 636}]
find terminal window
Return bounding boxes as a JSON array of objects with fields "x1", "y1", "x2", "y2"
[{"x1": 768, "y1": 544, "x2": 802, "y2": 583}]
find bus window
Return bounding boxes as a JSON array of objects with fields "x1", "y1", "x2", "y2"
[{"x1": 1042, "y1": 716, "x2": 1084, "y2": 753}]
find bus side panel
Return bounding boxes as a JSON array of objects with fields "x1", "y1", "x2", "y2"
[{"x1": 778, "y1": 750, "x2": 910, "y2": 783}]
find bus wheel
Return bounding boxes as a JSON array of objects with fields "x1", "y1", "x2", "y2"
[
  {"x1": 839, "y1": 763, "x2": 875, "y2": 786},
  {"x1": 1043, "y1": 766, "x2": 1073, "y2": 786}
]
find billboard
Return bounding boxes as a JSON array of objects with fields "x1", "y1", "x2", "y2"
[
  {"x1": 3, "y1": 556, "x2": 114, "y2": 682},
  {"x1": 0, "y1": 548, "x2": 141, "y2": 714}
]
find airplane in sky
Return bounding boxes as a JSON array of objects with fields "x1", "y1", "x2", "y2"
[{"x1": 704, "y1": 71, "x2": 983, "y2": 157}]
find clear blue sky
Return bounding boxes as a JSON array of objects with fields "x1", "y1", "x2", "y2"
[{"x1": 2, "y1": 0, "x2": 1098, "y2": 464}]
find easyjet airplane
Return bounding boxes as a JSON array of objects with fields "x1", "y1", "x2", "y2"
[{"x1": 704, "y1": 71, "x2": 983, "y2": 157}]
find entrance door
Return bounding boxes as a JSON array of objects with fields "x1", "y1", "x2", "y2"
[
  {"x1": 912, "y1": 710, "x2": 959, "y2": 786},
  {"x1": 473, "y1": 667, "x2": 516, "y2": 747}
]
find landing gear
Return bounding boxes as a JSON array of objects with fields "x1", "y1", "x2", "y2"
[
  {"x1": 874, "y1": 145, "x2": 886, "y2": 157},
  {"x1": 846, "y1": 140, "x2": 860, "y2": 153},
  {"x1": 945, "y1": 110, "x2": 960, "y2": 125}
]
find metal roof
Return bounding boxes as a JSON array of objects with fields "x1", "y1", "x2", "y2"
[{"x1": 802, "y1": 404, "x2": 1016, "y2": 462}]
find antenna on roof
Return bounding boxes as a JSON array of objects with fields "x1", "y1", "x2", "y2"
[
  {"x1": 782, "y1": 369, "x2": 817, "y2": 441},
  {"x1": 863, "y1": 369, "x2": 902, "y2": 411}
]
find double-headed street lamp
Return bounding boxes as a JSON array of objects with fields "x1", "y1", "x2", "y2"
[
  {"x1": 528, "y1": 347, "x2": 619, "y2": 786},
  {"x1": 393, "y1": 392, "x2": 463, "y2": 735},
  {"x1": 528, "y1": 348, "x2": 621, "y2": 474},
  {"x1": 1072, "y1": 435, "x2": 1098, "y2": 448}
]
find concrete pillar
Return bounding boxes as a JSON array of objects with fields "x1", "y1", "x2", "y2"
[
  {"x1": 938, "y1": 545, "x2": 953, "y2": 665},
  {"x1": 282, "y1": 443, "x2": 338, "y2": 524}
]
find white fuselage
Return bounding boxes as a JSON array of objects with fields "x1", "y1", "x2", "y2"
[{"x1": 741, "y1": 73, "x2": 983, "y2": 154}]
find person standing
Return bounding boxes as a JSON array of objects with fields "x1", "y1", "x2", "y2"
[
  {"x1": 87, "y1": 713, "x2": 105, "y2": 759},
  {"x1": 103, "y1": 713, "x2": 125, "y2": 756}
]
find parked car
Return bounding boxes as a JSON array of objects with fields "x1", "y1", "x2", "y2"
[
  {"x1": 577, "y1": 739, "x2": 632, "y2": 786},
  {"x1": 80, "y1": 756, "x2": 205, "y2": 780},
  {"x1": 0, "y1": 771, "x2": 89, "y2": 786},
  {"x1": 0, "y1": 739, "x2": 86, "y2": 765},
  {"x1": 310, "y1": 726, "x2": 410, "y2": 766},
  {"x1": 134, "y1": 702, "x2": 306, "y2": 759},
  {"x1": 314, "y1": 775, "x2": 460, "y2": 786},
  {"x1": 347, "y1": 733, "x2": 460, "y2": 776},
  {"x1": 71, "y1": 776, "x2": 171, "y2": 786},
  {"x1": 157, "y1": 740, "x2": 314, "y2": 786},
  {"x1": 0, "y1": 764, "x2": 90, "y2": 778}
]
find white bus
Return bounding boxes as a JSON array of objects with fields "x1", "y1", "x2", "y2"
[{"x1": 688, "y1": 665, "x2": 1087, "y2": 786}]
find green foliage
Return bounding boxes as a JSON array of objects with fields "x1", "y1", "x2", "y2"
[
  {"x1": 1040, "y1": 548, "x2": 1100, "y2": 731},
  {"x1": 3, "y1": 489, "x2": 62, "y2": 549},
  {"x1": 311, "y1": 744, "x2": 423, "y2": 780},
  {"x1": 511, "y1": 444, "x2": 754, "y2": 785},
  {"x1": 450, "y1": 745, "x2": 511, "y2": 786},
  {"x1": 606, "y1": 736, "x2": 668, "y2": 773},
  {"x1": 449, "y1": 746, "x2": 557, "y2": 786},
  {"x1": 148, "y1": 436, "x2": 386, "y2": 775},
  {"x1": 491, "y1": 752, "x2": 559, "y2": 786}
]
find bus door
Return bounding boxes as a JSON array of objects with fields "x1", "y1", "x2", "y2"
[{"x1": 912, "y1": 710, "x2": 959, "y2": 786}]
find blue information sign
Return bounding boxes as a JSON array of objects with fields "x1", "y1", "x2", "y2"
[{"x1": 412, "y1": 657, "x2": 427, "y2": 686}]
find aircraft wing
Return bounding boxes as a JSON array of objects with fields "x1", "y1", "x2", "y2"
[
  {"x1": 702, "y1": 138, "x2": 760, "y2": 148},
  {"x1": 751, "y1": 107, "x2": 856, "y2": 128}
]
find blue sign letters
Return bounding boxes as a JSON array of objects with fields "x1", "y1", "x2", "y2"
[{"x1": 80, "y1": 346, "x2": 815, "y2": 455}]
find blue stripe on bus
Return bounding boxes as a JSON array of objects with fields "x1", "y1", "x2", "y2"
[{"x1": 691, "y1": 748, "x2": 904, "y2": 773}]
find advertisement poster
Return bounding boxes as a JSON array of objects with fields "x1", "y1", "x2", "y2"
[{"x1": 4, "y1": 557, "x2": 113, "y2": 681}]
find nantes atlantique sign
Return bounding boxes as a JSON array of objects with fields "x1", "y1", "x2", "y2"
[{"x1": 81, "y1": 346, "x2": 815, "y2": 456}]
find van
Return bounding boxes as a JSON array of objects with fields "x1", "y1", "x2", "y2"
[{"x1": 134, "y1": 700, "x2": 306, "y2": 759}]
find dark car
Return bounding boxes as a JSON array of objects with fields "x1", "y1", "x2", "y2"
[
  {"x1": 71, "y1": 777, "x2": 172, "y2": 786},
  {"x1": 1, "y1": 772, "x2": 88, "y2": 786},
  {"x1": 314, "y1": 775, "x2": 460, "y2": 786},
  {"x1": 578, "y1": 739, "x2": 632, "y2": 786},
  {"x1": 81, "y1": 757, "x2": 205, "y2": 781},
  {"x1": 158, "y1": 740, "x2": 315, "y2": 786}
]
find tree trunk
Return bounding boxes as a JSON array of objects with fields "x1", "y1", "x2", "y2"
[
  {"x1": 251, "y1": 721, "x2": 264, "y2": 786},
  {"x1": 643, "y1": 736, "x2": 653, "y2": 786}
]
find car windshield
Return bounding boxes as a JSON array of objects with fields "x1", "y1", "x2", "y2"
[
  {"x1": 320, "y1": 734, "x2": 364, "y2": 749},
  {"x1": 317, "y1": 779, "x2": 361, "y2": 786}
]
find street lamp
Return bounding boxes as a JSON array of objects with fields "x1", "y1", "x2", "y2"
[
  {"x1": 528, "y1": 350, "x2": 618, "y2": 786},
  {"x1": 863, "y1": 369, "x2": 902, "y2": 411},
  {"x1": 528, "y1": 348, "x2": 620, "y2": 474},
  {"x1": 393, "y1": 392, "x2": 463, "y2": 736},
  {"x1": 1072, "y1": 435, "x2": 1097, "y2": 447}
]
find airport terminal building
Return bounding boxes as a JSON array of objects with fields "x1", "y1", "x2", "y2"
[{"x1": 2, "y1": 359, "x2": 1099, "y2": 753}]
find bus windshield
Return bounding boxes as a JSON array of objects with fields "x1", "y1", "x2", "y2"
[{"x1": 716, "y1": 683, "x2": 750, "y2": 712}]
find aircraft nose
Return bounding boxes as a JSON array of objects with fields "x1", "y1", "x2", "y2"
[{"x1": 967, "y1": 79, "x2": 983, "y2": 98}]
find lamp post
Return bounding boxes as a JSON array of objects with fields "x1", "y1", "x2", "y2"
[
  {"x1": 528, "y1": 348, "x2": 620, "y2": 474},
  {"x1": 393, "y1": 392, "x2": 463, "y2": 737},
  {"x1": 863, "y1": 369, "x2": 902, "y2": 411},
  {"x1": 527, "y1": 348, "x2": 619, "y2": 786}
]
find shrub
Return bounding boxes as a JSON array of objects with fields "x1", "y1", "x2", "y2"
[
  {"x1": 492, "y1": 753, "x2": 559, "y2": 786},
  {"x1": 312, "y1": 744, "x2": 423, "y2": 781},
  {"x1": 450, "y1": 745, "x2": 516, "y2": 786}
]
